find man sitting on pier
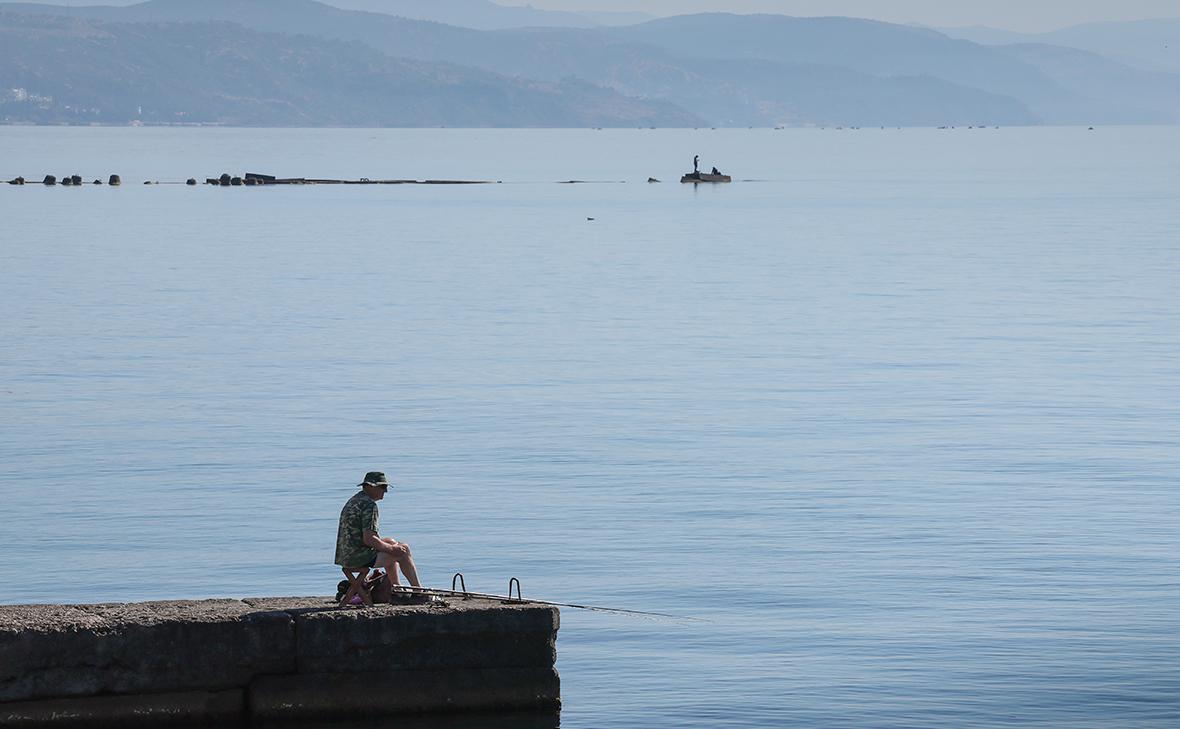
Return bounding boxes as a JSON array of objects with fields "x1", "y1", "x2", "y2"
[{"x1": 335, "y1": 471, "x2": 422, "y2": 599}]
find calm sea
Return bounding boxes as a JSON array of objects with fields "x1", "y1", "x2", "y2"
[{"x1": 2, "y1": 126, "x2": 1179, "y2": 727}]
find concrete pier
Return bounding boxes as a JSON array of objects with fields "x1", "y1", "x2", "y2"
[{"x1": 0, "y1": 597, "x2": 559, "y2": 727}]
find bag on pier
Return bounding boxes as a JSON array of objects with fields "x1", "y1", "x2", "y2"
[{"x1": 335, "y1": 569, "x2": 391, "y2": 604}]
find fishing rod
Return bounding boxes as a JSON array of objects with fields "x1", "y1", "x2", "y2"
[{"x1": 397, "y1": 574, "x2": 705, "y2": 622}]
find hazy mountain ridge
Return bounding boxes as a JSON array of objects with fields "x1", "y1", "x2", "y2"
[
  {"x1": 941, "y1": 18, "x2": 1180, "y2": 75},
  {"x1": 0, "y1": 0, "x2": 657, "y2": 30},
  {"x1": 607, "y1": 14, "x2": 1180, "y2": 125},
  {"x1": 313, "y1": 0, "x2": 655, "y2": 30},
  {"x1": 994, "y1": 42, "x2": 1180, "y2": 124},
  {"x1": 0, "y1": 11, "x2": 704, "y2": 126},
  {"x1": 609, "y1": 14, "x2": 1052, "y2": 100},
  {"x1": 631, "y1": 57, "x2": 1037, "y2": 127},
  {"x1": 1, "y1": 0, "x2": 1178, "y2": 126}
]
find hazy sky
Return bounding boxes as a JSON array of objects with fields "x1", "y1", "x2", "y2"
[{"x1": 16, "y1": 0, "x2": 1180, "y2": 32}]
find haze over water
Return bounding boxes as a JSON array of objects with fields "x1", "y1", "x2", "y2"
[{"x1": 2, "y1": 126, "x2": 1179, "y2": 727}]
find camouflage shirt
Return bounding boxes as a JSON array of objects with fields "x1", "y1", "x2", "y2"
[{"x1": 334, "y1": 491, "x2": 379, "y2": 567}]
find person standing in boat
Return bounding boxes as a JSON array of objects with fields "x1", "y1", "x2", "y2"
[
  {"x1": 335, "y1": 471, "x2": 422, "y2": 589},
  {"x1": 694, "y1": 154, "x2": 700, "y2": 174}
]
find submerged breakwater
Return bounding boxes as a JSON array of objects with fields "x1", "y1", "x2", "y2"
[
  {"x1": 0, "y1": 597, "x2": 560, "y2": 728},
  {"x1": 5, "y1": 172, "x2": 498, "y2": 187}
]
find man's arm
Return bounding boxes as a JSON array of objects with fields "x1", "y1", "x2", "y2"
[{"x1": 364, "y1": 531, "x2": 407, "y2": 556}]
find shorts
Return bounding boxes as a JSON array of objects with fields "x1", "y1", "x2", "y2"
[{"x1": 342, "y1": 554, "x2": 377, "y2": 570}]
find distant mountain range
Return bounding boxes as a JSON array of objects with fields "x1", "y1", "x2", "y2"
[
  {"x1": 941, "y1": 18, "x2": 1180, "y2": 75},
  {"x1": 0, "y1": 11, "x2": 701, "y2": 127},
  {"x1": 316, "y1": 0, "x2": 655, "y2": 30},
  {"x1": 2, "y1": 0, "x2": 1179, "y2": 127},
  {"x1": 0, "y1": 0, "x2": 657, "y2": 30}
]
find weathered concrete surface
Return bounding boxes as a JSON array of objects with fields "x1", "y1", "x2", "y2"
[
  {"x1": 0, "y1": 690, "x2": 243, "y2": 729},
  {"x1": 0, "y1": 600, "x2": 293, "y2": 703},
  {"x1": 0, "y1": 596, "x2": 559, "y2": 727},
  {"x1": 288, "y1": 601, "x2": 557, "y2": 673},
  {"x1": 250, "y1": 667, "x2": 560, "y2": 721}
]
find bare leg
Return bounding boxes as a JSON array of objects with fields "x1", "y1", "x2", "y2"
[
  {"x1": 375, "y1": 552, "x2": 401, "y2": 585},
  {"x1": 398, "y1": 549, "x2": 421, "y2": 588},
  {"x1": 376, "y1": 544, "x2": 421, "y2": 588}
]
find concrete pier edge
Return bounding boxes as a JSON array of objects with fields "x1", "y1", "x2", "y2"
[{"x1": 0, "y1": 597, "x2": 559, "y2": 728}]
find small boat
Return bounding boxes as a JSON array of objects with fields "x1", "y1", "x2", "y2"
[{"x1": 681, "y1": 171, "x2": 732, "y2": 183}]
